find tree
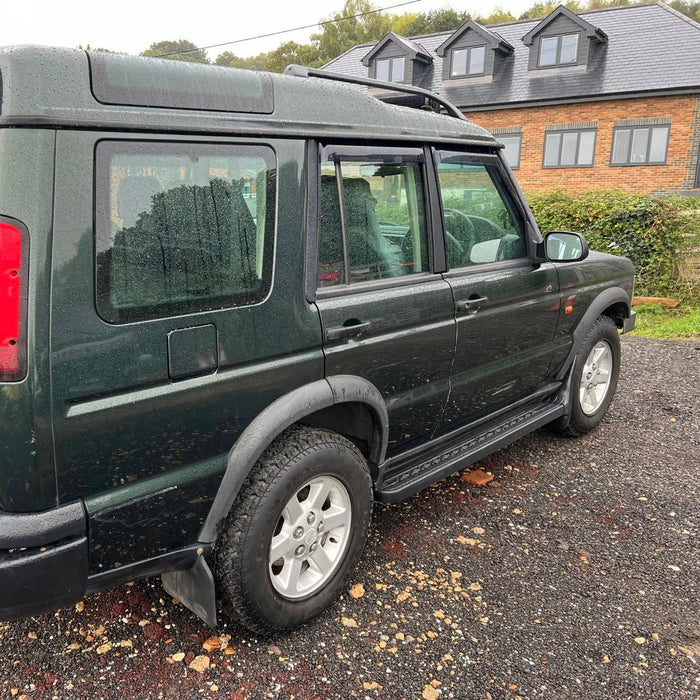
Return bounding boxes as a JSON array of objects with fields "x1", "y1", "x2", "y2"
[
  {"x1": 265, "y1": 41, "x2": 322, "y2": 73},
  {"x1": 311, "y1": 0, "x2": 392, "y2": 65},
  {"x1": 396, "y1": 8, "x2": 470, "y2": 36},
  {"x1": 141, "y1": 40, "x2": 209, "y2": 63},
  {"x1": 474, "y1": 8, "x2": 517, "y2": 24}
]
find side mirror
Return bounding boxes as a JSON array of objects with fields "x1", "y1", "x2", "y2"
[{"x1": 542, "y1": 231, "x2": 589, "y2": 262}]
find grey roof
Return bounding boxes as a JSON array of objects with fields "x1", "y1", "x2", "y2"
[{"x1": 324, "y1": 2, "x2": 700, "y2": 110}]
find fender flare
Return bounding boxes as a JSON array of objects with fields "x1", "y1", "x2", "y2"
[
  {"x1": 556, "y1": 286, "x2": 631, "y2": 382},
  {"x1": 198, "y1": 375, "x2": 388, "y2": 544}
]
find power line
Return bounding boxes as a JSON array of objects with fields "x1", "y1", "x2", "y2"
[{"x1": 155, "y1": 0, "x2": 422, "y2": 58}]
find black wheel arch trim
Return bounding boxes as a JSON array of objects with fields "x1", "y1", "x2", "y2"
[
  {"x1": 555, "y1": 286, "x2": 631, "y2": 383},
  {"x1": 198, "y1": 375, "x2": 388, "y2": 544}
]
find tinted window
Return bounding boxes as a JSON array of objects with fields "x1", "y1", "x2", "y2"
[
  {"x1": 95, "y1": 142, "x2": 275, "y2": 323},
  {"x1": 436, "y1": 153, "x2": 526, "y2": 268},
  {"x1": 318, "y1": 148, "x2": 430, "y2": 287}
]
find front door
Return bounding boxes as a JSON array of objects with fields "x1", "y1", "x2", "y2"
[{"x1": 433, "y1": 151, "x2": 561, "y2": 432}]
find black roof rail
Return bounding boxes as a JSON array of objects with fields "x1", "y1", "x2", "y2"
[{"x1": 284, "y1": 64, "x2": 467, "y2": 122}]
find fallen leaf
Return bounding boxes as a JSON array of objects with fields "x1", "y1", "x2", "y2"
[
  {"x1": 468, "y1": 582, "x2": 482, "y2": 592},
  {"x1": 634, "y1": 637, "x2": 647, "y2": 645},
  {"x1": 363, "y1": 682, "x2": 383, "y2": 690},
  {"x1": 349, "y1": 583, "x2": 365, "y2": 599},
  {"x1": 602, "y1": 655, "x2": 611, "y2": 664},
  {"x1": 422, "y1": 685, "x2": 439, "y2": 700},
  {"x1": 341, "y1": 616, "x2": 358, "y2": 628},
  {"x1": 188, "y1": 655, "x2": 210, "y2": 673},
  {"x1": 202, "y1": 636, "x2": 222, "y2": 652},
  {"x1": 456, "y1": 536, "x2": 479, "y2": 547},
  {"x1": 461, "y1": 469, "x2": 494, "y2": 485},
  {"x1": 96, "y1": 642, "x2": 113, "y2": 655},
  {"x1": 472, "y1": 527, "x2": 485, "y2": 535},
  {"x1": 75, "y1": 601, "x2": 85, "y2": 613}
]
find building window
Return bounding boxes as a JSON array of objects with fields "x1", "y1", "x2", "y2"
[
  {"x1": 376, "y1": 57, "x2": 405, "y2": 83},
  {"x1": 499, "y1": 135, "x2": 522, "y2": 169},
  {"x1": 538, "y1": 33, "x2": 579, "y2": 67},
  {"x1": 543, "y1": 129, "x2": 596, "y2": 167},
  {"x1": 611, "y1": 125, "x2": 670, "y2": 165},
  {"x1": 450, "y1": 46, "x2": 486, "y2": 77}
]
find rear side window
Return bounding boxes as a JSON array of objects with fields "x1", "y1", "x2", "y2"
[
  {"x1": 95, "y1": 141, "x2": 275, "y2": 323},
  {"x1": 318, "y1": 146, "x2": 430, "y2": 287}
]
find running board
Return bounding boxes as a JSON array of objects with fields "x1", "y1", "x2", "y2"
[{"x1": 375, "y1": 402, "x2": 565, "y2": 502}]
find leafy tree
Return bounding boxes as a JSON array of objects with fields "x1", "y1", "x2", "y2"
[
  {"x1": 141, "y1": 40, "x2": 209, "y2": 63},
  {"x1": 475, "y1": 8, "x2": 517, "y2": 24},
  {"x1": 312, "y1": 0, "x2": 392, "y2": 65},
  {"x1": 519, "y1": 1, "x2": 584, "y2": 19},
  {"x1": 265, "y1": 41, "x2": 322, "y2": 73},
  {"x1": 215, "y1": 51, "x2": 269, "y2": 71},
  {"x1": 397, "y1": 8, "x2": 470, "y2": 35}
]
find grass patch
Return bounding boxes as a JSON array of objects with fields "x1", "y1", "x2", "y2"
[{"x1": 630, "y1": 303, "x2": 700, "y2": 340}]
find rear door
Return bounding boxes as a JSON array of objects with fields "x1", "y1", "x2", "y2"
[
  {"x1": 50, "y1": 133, "x2": 322, "y2": 571},
  {"x1": 313, "y1": 145, "x2": 455, "y2": 457},
  {"x1": 433, "y1": 150, "x2": 561, "y2": 432}
]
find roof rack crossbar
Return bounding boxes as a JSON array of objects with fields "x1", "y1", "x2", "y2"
[{"x1": 284, "y1": 65, "x2": 467, "y2": 121}]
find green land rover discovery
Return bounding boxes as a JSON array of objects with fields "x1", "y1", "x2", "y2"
[{"x1": 0, "y1": 46, "x2": 635, "y2": 635}]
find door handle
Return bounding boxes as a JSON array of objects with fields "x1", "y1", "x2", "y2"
[
  {"x1": 456, "y1": 295, "x2": 488, "y2": 314},
  {"x1": 325, "y1": 320, "x2": 371, "y2": 341}
]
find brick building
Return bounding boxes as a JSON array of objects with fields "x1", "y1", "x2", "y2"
[{"x1": 324, "y1": 3, "x2": 700, "y2": 195}]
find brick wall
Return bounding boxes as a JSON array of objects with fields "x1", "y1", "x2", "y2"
[{"x1": 464, "y1": 95, "x2": 700, "y2": 194}]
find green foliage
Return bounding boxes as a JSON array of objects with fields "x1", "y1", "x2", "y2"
[
  {"x1": 141, "y1": 40, "x2": 209, "y2": 63},
  {"x1": 526, "y1": 189, "x2": 700, "y2": 299},
  {"x1": 395, "y1": 8, "x2": 471, "y2": 36},
  {"x1": 312, "y1": 0, "x2": 391, "y2": 65}
]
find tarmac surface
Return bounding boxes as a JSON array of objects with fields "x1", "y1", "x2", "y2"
[{"x1": 1, "y1": 336, "x2": 698, "y2": 700}]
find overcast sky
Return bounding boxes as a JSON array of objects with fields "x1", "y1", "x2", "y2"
[{"x1": 4, "y1": 0, "x2": 535, "y2": 60}]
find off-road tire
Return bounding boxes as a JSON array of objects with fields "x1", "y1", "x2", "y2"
[
  {"x1": 213, "y1": 425, "x2": 373, "y2": 635},
  {"x1": 557, "y1": 315, "x2": 621, "y2": 437}
]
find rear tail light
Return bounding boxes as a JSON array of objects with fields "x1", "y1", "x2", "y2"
[{"x1": 0, "y1": 220, "x2": 27, "y2": 381}]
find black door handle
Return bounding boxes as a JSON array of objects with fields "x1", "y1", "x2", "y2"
[
  {"x1": 456, "y1": 295, "x2": 488, "y2": 314},
  {"x1": 325, "y1": 320, "x2": 371, "y2": 341}
]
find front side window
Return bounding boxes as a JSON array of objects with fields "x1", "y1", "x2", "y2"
[
  {"x1": 611, "y1": 126, "x2": 670, "y2": 165},
  {"x1": 318, "y1": 148, "x2": 430, "y2": 287},
  {"x1": 96, "y1": 141, "x2": 275, "y2": 323},
  {"x1": 539, "y1": 33, "x2": 579, "y2": 67},
  {"x1": 450, "y1": 45, "x2": 486, "y2": 77},
  {"x1": 543, "y1": 129, "x2": 596, "y2": 167},
  {"x1": 376, "y1": 56, "x2": 405, "y2": 83},
  {"x1": 436, "y1": 153, "x2": 527, "y2": 268}
]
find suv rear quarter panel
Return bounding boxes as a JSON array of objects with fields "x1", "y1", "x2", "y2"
[
  {"x1": 0, "y1": 129, "x2": 57, "y2": 512},
  {"x1": 50, "y1": 132, "x2": 323, "y2": 572}
]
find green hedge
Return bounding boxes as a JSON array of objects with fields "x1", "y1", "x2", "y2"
[{"x1": 526, "y1": 189, "x2": 700, "y2": 299}]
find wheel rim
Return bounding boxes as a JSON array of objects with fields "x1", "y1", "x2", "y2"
[
  {"x1": 269, "y1": 475, "x2": 352, "y2": 600},
  {"x1": 579, "y1": 340, "x2": 613, "y2": 416}
]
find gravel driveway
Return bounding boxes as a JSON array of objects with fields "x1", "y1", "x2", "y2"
[{"x1": 1, "y1": 336, "x2": 698, "y2": 700}]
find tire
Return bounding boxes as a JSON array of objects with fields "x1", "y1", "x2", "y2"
[
  {"x1": 556, "y1": 315, "x2": 621, "y2": 437},
  {"x1": 213, "y1": 425, "x2": 373, "y2": 635}
]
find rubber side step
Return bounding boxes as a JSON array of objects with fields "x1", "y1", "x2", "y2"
[{"x1": 375, "y1": 402, "x2": 565, "y2": 503}]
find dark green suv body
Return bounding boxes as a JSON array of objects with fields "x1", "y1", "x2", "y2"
[{"x1": 0, "y1": 47, "x2": 635, "y2": 634}]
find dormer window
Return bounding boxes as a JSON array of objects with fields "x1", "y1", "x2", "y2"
[
  {"x1": 451, "y1": 46, "x2": 486, "y2": 77},
  {"x1": 376, "y1": 56, "x2": 405, "y2": 83},
  {"x1": 522, "y1": 6, "x2": 606, "y2": 72},
  {"x1": 437, "y1": 20, "x2": 513, "y2": 82},
  {"x1": 362, "y1": 33, "x2": 432, "y2": 88},
  {"x1": 539, "y1": 33, "x2": 579, "y2": 67}
]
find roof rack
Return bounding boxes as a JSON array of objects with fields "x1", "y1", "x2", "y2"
[{"x1": 284, "y1": 64, "x2": 467, "y2": 122}]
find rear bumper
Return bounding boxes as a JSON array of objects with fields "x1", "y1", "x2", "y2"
[{"x1": 0, "y1": 501, "x2": 88, "y2": 621}]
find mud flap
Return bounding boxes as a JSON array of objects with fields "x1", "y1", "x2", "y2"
[{"x1": 162, "y1": 555, "x2": 217, "y2": 627}]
